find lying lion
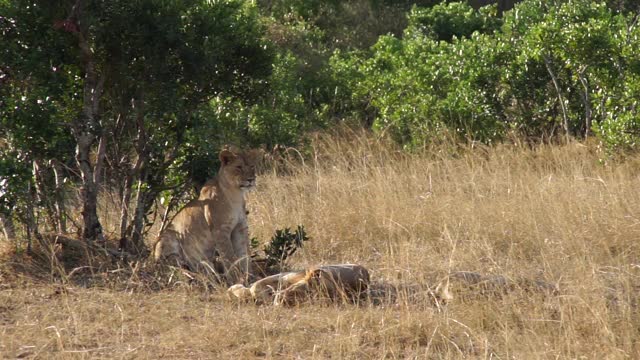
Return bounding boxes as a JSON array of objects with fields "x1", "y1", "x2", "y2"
[
  {"x1": 228, "y1": 267, "x2": 558, "y2": 308},
  {"x1": 228, "y1": 270, "x2": 307, "y2": 304},
  {"x1": 228, "y1": 264, "x2": 370, "y2": 305}
]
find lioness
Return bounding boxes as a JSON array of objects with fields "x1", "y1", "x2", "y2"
[
  {"x1": 227, "y1": 270, "x2": 307, "y2": 304},
  {"x1": 228, "y1": 264, "x2": 370, "y2": 305},
  {"x1": 153, "y1": 147, "x2": 262, "y2": 284},
  {"x1": 273, "y1": 264, "x2": 370, "y2": 306}
]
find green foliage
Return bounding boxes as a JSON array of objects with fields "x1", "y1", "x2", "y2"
[
  {"x1": 0, "y1": 2, "x2": 78, "y2": 232},
  {"x1": 505, "y1": 0, "x2": 640, "y2": 147},
  {"x1": 330, "y1": 0, "x2": 640, "y2": 151},
  {"x1": 262, "y1": 225, "x2": 310, "y2": 268},
  {"x1": 1, "y1": 0, "x2": 275, "y2": 244},
  {"x1": 255, "y1": 0, "x2": 444, "y2": 136},
  {"x1": 262, "y1": 0, "x2": 341, "y2": 21},
  {"x1": 0, "y1": 149, "x2": 31, "y2": 218},
  {"x1": 593, "y1": 70, "x2": 640, "y2": 152},
  {"x1": 0, "y1": 2, "x2": 78, "y2": 160},
  {"x1": 332, "y1": 28, "x2": 507, "y2": 144},
  {"x1": 248, "y1": 51, "x2": 329, "y2": 147},
  {"x1": 405, "y1": 2, "x2": 500, "y2": 41}
]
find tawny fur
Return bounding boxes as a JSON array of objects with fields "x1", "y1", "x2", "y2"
[
  {"x1": 227, "y1": 270, "x2": 307, "y2": 303},
  {"x1": 154, "y1": 147, "x2": 262, "y2": 284},
  {"x1": 274, "y1": 264, "x2": 370, "y2": 306}
]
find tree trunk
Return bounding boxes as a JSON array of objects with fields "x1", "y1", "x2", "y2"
[
  {"x1": 76, "y1": 133, "x2": 105, "y2": 243},
  {"x1": 129, "y1": 176, "x2": 151, "y2": 254},
  {"x1": 577, "y1": 68, "x2": 592, "y2": 139},
  {"x1": 543, "y1": 54, "x2": 571, "y2": 143},
  {"x1": 119, "y1": 166, "x2": 135, "y2": 240},
  {"x1": 32, "y1": 160, "x2": 49, "y2": 229},
  {"x1": 51, "y1": 160, "x2": 67, "y2": 233},
  {"x1": 120, "y1": 97, "x2": 147, "y2": 252},
  {"x1": 71, "y1": 1, "x2": 106, "y2": 243},
  {"x1": 24, "y1": 182, "x2": 40, "y2": 252},
  {"x1": 119, "y1": 154, "x2": 143, "y2": 240},
  {"x1": 32, "y1": 160, "x2": 59, "y2": 232},
  {"x1": 93, "y1": 134, "x2": 107, "y2": 185}
]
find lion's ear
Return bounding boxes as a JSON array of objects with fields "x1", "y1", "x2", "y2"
[
  {"x1": 247, "y1": 148, "x2": 265, "y2": 164},
  {"x1": 305, "y1": 268, "x2": 323, "y2": 281},
  {"x1": 219, "y1": 149, "x2": 237, "y2": 166}
]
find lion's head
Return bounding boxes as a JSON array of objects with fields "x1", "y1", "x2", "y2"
[
  {"x1": 273, "y1": 267, "x2": 332, "y2": 306},
  {"x1": 218, "y1": 147, "x2": 263, "y2": 191},
  {"x1": 273, "y1": 265, "x2": 371, "y2": 306}
]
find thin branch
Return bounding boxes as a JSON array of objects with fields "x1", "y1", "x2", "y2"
[
  {"x1": 577, "y1": 66, "x2": 592, "y2": 139},
  {"x1": 543, "y1": 54, "x2": 570, "y2": 143}
]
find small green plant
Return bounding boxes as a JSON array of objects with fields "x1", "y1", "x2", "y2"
[
  {"x1": 250, "y1": 237, "x2": 261, "y2": 251},
  {"x1": 255, "y1": 225, "x2": 310, "y2": 269}
]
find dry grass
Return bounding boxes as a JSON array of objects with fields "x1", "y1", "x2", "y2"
[{"x1": 2, "y1": 129, "x2": 640, "y2": 358}]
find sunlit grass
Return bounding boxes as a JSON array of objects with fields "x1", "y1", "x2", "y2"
[{"x1": 2, "y1": 130, "x2": 640, "y2": 358}]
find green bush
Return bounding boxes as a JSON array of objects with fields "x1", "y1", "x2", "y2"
[
  {"x1": 404, "y1": 2, "x2": 500, "y2": 41},
  {"x1": 330, "y1": 0, "x2": 640, "y2": 152},
  {"x1": 254, "y1": 225, "x2": 310, "y2": 269}
]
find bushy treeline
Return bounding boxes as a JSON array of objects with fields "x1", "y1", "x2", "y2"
[
  {"x1": 217, "y1": 0, "x2": 640, "y2": 150},
  {"x1": 331, "y1": 0, "x2": 640, "y2": 148},
  {"x1": 1, "y1": 0, "x2": 639, "y2": 247}
]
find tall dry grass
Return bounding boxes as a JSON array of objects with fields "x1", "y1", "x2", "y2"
[{"x1": 2, "y1": 129, "x2": 640, "y2": 358}]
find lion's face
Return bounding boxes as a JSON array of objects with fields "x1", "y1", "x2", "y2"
[{"x1": 219, "y1": 148, "x2": 262, "y2": 191}]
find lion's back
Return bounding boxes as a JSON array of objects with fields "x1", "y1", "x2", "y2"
[
  {"x1": 153, "y1": 198, "x2": 213, "y2": 263},
  {"x1": 168, "y1": 199, "x2": 210, "y2": 233}
]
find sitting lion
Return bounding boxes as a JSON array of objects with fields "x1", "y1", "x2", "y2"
[{"x1": 153, "y1": 147, "x2": 262, "y2": 284}]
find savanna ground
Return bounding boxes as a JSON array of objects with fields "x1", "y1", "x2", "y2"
[{"x1": 2, "y1": 130, "x2": 640, "y2": 358}]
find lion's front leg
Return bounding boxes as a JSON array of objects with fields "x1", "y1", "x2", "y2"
[
  {"x1": 213, "y1": 226, "x2": 243, "y2": 284},
  {"x1": 231, "y1": 221, "x2": 251, "y2": 283}
]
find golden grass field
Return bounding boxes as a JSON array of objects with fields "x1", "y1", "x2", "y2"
[{"x1": 1, "y1": 130, "x2": 640, "y2": 358}]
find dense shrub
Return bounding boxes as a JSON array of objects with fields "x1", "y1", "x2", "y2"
[{"x1": 331, "y1": 0, "x2": 640, "y2": 151}]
